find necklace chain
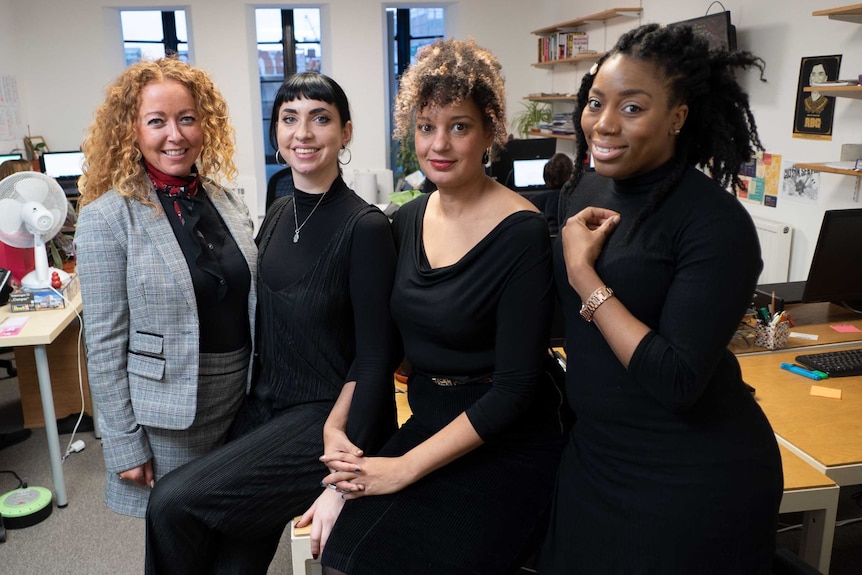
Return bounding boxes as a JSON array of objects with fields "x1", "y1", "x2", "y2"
[{"x1": 293, "y1": 191, "x2": 327, "y2": 243}]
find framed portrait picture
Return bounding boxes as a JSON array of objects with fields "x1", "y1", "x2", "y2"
[
  {"x1": 792, "y1": 55, "x2": 842, "y2": 140},
  {"x1": 24, "y1": 135, "x2": 49, "y2": 159}
]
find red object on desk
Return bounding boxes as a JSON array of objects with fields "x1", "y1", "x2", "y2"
[{"x1": 0, "y1": 243, "x2": 35, "y2": 285}]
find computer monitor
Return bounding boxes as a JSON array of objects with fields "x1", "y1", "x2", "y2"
[
  {"x1": 0, "y1": 152, "x2": 23, "y2": 165},
  {"x1": 490, "y1": 138, "x2": 557, "y2": 190},
  {"x1": 672, "y1": 11, "x2": 737, "y2": 51},
  {"x1": 512, "y1": 158, "x2": 550, "y2": 189},
  {"x1": 802, "y1": 208, "x2": 862, "y2": 309},
  {"x1": 40, "y1": 150, "x2": 85, "y2": 180}
]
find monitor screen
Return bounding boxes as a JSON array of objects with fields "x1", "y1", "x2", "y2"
[
  {"x1": 672, "y1": 11, "x2": 737, "y2": 51},
  {"x1": 504, "y1": 138, "x2": 557, "y2": 160},
  {"x1": 41, "y1": 151, "x2": 85, "y2": 180},
  {"x1": 803, "y1": 208, "x2": 862, "y2": 307},
  {"x1": 513, "y1": 158, "x2": 550, "y2": 189},
  {"x1": 0, "y1": 153, "x2": 23, "y2": 164}
]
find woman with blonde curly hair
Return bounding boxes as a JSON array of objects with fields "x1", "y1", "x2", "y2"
[
  {"x1": 320, "y1": 38, "x2": 566, "y2": 575},
  {"x1": 74, "y1": 56, "x2": 256, "y2": 518}
]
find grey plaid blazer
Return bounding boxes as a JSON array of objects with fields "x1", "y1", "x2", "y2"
[{"x1": 75, "y1": 181, "x2": 257, "y2": 474}]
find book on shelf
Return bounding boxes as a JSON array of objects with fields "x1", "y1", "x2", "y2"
[{"x1": 537, "y1": 31, "x2": 590, "y2": 62}]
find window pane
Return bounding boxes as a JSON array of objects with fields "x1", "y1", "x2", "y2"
[
  {"x1": 296, "y1": 43, "x2": 321, "y2": 73},
  {"x1": 177, "y1": 43, "x2": 189, "y2": 62},
  {"x1": 121, "y1": 11, "x2": 164, "y2": 42},
  {"x1": 124, "y1": 42, "x2": 167, "y2": 65},
  {"x1": 258, "y1": 43, "x2": 285, "y2": 78},
  {"x1": 294, "y1": 9, "x2": 321, "y2": 43},
  {"x1": 175, "y1": 11, "x2": 188, "y2": 42},
  {"x1": 256, "y1": 9, "x2": 283, "y2": 43},
  {"x1": 410, "y1": 8, "x2": 444, "y2": 38}
]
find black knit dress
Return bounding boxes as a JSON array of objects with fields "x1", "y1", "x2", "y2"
[
  {"x1": 539, "y1": 165, "x2": 783, "y2": 574},
  {"x1": 322, "y1": 193, "x2": 567, "y2": 575}
]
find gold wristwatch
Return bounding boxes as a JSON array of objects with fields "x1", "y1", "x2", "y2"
[{"x1": 580, "y1": 285, "x2": 614, "y2": 322}]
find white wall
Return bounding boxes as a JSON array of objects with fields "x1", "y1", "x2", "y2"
[{"x1": 1, "y1": 0, "x2": 861, "y2": 280}]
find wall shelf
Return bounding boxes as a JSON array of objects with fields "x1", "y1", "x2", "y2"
[
  {"x1": 532, "y1": 52, "x2": 603, "y2": 68},
  {"x1": 804, "y1": 85, "x2": 862, "y2": 99},
  {"x1": 813, "y1": 4, "x2": 862, "y2": 24},
  {"x1": 795, "y1": 162, "x2": 862, "y2": 201},
  {"x1": 529, "y1": 129, "x2": 575, "y2": 140},
  {"x1": 525, "y1": 95, "x2": 577, "y2": 103},
  {"x1": 531, "y1": 8, "x2": 642, "y2": 35}
]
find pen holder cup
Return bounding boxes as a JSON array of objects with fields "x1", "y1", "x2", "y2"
[{"x1": 755, "y1": 320, "x2": 790, "y2": 350}]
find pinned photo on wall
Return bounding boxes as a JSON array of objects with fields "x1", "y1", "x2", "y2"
[
  {"x1": 792, "y1": 54, "x2": 841, "y2": 141},
  {"x1": 780, "y1": 160, "x2": 820, "y2": 204},
  {"x1": 737, "y1": 152, "x2": 781, "y2": 207}
]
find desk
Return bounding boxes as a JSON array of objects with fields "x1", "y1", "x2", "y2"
[
  {"x1": 779, "y1": 444, "x2": 839, "y2": 574},
  {"x1": 738, "y1": 348, "x2": 862, "y2": 487},
  {"x1": 0, "y1": 293, "x2": 87, "y2": 508}
]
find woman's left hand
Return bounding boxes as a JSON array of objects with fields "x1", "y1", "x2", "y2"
[
  {"x1": 295, "y1": 488, "x2": 345, "y2": 559},
  {"x1": 320, "y1": 454, "x2": 412, "y2": 499}
]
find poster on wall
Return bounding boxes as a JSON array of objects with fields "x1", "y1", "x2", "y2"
[
  {"x1": 780, "y1": 160, "x2": 820, "y2": 204},
  {"x1": 792, "y1": 55, "x2": 842, "y2": 141},
  {"x1": 0, "y1": 75, "x2": 24, "y2": 141},
  {"x1": 738, "y1": 152, "x2": 782, "y2": 207}
]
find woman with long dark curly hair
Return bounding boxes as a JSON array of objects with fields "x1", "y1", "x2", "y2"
[
  {"x1": 540, "y1": 23, "x2": 783, "y2": 573},
  {"x1": 320, "y1": 38, "x2": 566, "y2": 575}
]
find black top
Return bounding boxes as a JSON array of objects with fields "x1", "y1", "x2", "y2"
[
  {"x1": 391, "y1": 193, "x2": 556, "y2": 440},
  {"x1": 254, "y1": 177, "x2": 398, "y2": 452},
  {"x1": 157, "y1": 186, "x2": 250, "y2": 353}
]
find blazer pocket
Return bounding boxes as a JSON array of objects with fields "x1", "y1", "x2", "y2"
[
  {"x1": 130, "y1": 331, "x2": 164, "y2": 355},
  {"x1": 127, "y1": 351, "x2": 166, "y2": 381}
]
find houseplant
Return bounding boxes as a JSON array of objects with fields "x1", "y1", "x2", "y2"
[{"x1": 511, "y1": 100, "x2": 552, "y2": 138}]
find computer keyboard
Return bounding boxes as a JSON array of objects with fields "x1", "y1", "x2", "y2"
[{"x1": 795, "y1": 348, "x2": 862, "y2": 377}]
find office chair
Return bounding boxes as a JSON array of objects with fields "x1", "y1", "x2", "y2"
[
  {"x1": 772, "y1": 548, "x2": 823, "y2": 575},
  {"x1": 0, "y1": 350, "x2": 14, "y2": 379},
  {"x1": 265, "y1": 167, "x2": 294, "y2": 213}
]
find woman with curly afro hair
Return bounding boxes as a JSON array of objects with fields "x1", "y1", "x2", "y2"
[
  {"x1": 320, "y1": 38, "x2": 567, "y2": 575},
  {"x1": 540, "y1": 23, "x2": 783, "y2": 573},
  {"x1": 75, "y1": 56, "x2": 257, "y2": 518}
]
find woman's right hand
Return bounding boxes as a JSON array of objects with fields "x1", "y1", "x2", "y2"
[
  {"x1": 118, "y1": 460, "x2": 154, "y2": 488},
  {"x1": 561, "y1": 206, "x2": 619, "y2": 296}
]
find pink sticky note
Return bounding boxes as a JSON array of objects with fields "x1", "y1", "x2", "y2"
[{"x1": 830, "y1": 324, "x2": 862, "y2": 333}]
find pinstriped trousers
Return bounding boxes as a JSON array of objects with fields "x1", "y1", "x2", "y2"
[{"x1": 144, "y1": 398, "x2": 333, "y2": 575}]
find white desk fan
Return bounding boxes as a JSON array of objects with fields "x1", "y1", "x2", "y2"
[{"x1": 0, "y1": 171, "x2": 71, "y2": 289}]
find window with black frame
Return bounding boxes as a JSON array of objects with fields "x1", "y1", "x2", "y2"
[
  {"x1": 120, "y1": 10, "x2": 188, "y2": 66},
  {"x1": 255, "y1": 8, "x2": 322, "y2": 185},
  {"x1": 386, "y1": 7, "x2": 445, "y2": 179}
]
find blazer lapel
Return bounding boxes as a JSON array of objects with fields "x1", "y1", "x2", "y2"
[{"x1": 137, "y1": 187, "x2": 198, "y2": 315}]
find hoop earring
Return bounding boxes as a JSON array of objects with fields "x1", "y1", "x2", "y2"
[
  {"x1": 339, "y1": 146, "x2": 352, "y2": 166},
  {"x1": 482, "y1": 148, "x2": 490, "y2": 166},
  {"x1": 275, "y1": 149, "x2": 287, "y2": 166}
]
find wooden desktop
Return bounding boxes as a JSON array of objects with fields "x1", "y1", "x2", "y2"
[{"x1": 732, "y1": 301, "x2": 862, "y2": 574}]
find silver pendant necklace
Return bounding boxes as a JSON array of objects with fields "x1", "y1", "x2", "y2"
[{"x1": 293, "y1": 191, "x2": 327, "y2": 243}]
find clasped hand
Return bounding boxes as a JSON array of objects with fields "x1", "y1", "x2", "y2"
[
  {"x1": 319, "y1": 452, "x2": 411, "y2": 500},
  {"x1": 561, "y1": 206, "x2": 620, "y2": 293}
]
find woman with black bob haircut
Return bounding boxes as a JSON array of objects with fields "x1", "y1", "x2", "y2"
[
  {"x1": 540, "y1": 23, "x2": 783, "y2": 573},
  {"x1": 145, "y1": 72, "x2": 399, "y2": 574}
]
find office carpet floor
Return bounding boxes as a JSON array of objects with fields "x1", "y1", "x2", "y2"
[{"x1": 1, "y1": 350, "x2": 860, "y2": 574}]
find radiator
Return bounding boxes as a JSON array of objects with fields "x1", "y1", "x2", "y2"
[{"x1": 752, "y1": 216, "x2": 792, "y2": 284}]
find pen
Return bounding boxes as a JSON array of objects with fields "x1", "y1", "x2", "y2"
[
  {"x1": 780, "y1": 362, "x2": 823, "y2": 380},
  {"x1": 791, "y1": 363, "x2": 828, "y2": 379}
]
